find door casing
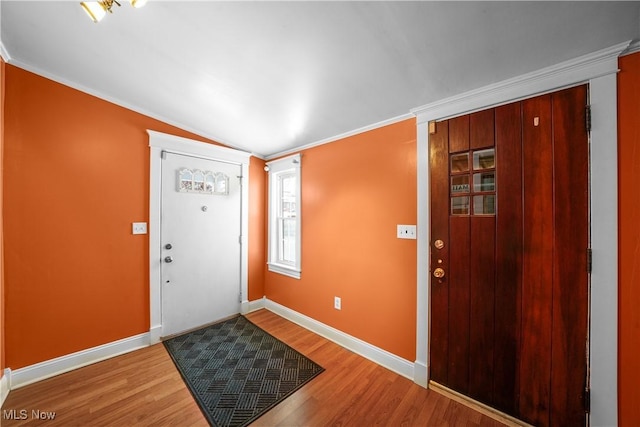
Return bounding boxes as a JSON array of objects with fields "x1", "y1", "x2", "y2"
[
  {"x1": 148, "y1": 130, "x2": 251, "y2": 344},
  {"x1": 414, "y1": 41, "x2": 631, "y2": 426}
]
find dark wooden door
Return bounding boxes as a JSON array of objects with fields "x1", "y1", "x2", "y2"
[{"x1": 429, "y1": 86, "x2": 589, "y2": 427}]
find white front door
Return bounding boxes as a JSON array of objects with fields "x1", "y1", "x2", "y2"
[{"x1": 160, "y1": 152, "x2": 241, "y2": 337}]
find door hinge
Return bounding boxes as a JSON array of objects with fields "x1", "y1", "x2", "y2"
[
  {"x1": 587, "y1": 248, "x2": 592, "y2": 273},
  {"x1": 584, "y1": 388, "x2": 591, "y2": 413},
  {"x1": 585, "y1": 105, "x2": 591, "y2": 133},
  {"x1": 239, "y1": 235, "x2": 242, "y2": 245},
  {"x1": 161, "y1": 150, "x2": 167, "y2": 160}
]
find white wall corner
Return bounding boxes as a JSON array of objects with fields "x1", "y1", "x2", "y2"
[
  {"x1": 1, "y1": 369, "x2": 11, "y2": 407},
  {"x1": 10, "y1": 333, "x2": 150, "y2": 390},
  {"x1": 264, "y1": 299, "x2": 415, "y2": 381}
]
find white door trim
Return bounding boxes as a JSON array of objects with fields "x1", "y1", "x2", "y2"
[
  {"x1": 413, "y1": 40, "x2": 630, "y2": 427},
  {"x1": 148, "y1": 130, "x2": 251, "y2": 344}
]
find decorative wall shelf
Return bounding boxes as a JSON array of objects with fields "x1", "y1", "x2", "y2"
[{"x1": 178, "y1": 168, "x2": 229, "y2": 195}]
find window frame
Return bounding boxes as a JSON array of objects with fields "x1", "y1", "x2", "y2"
[{"x1": 267, "y1": 154, "x2": 301, "y2": 279}]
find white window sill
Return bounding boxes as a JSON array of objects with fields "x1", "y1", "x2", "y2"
[{"x1": 268, "y1": 263, "x2": 301, "y2": 279}]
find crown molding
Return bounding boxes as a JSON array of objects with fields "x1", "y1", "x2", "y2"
[
  {"x1": 0, "y1": 41, "x2": 11, "y2": 63},
  {"x1": 411, "y1": 40, "x2": 631, "y2": 123},
  {"x1": 5, "y1": 58, "x2": 265, "y2": 159},
  {"x1": 265, "y1": 113, "x2": 414, "y2": 160},
  {"x1": 622, "y1": 39, "x2": 640, "y2": 56}
]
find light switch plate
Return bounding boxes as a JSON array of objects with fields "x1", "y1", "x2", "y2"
[
  {"x1": 132, "y1": 222, "x2": 147, "y2": 235},
  {"x1": 397, "y1": 224, "x2": 417, "y2": 239}
]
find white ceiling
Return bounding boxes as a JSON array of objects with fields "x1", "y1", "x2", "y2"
[{"x1": 2, "y1": 1, "x2": 639, "y2": 157}]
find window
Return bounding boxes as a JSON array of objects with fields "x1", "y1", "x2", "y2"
[
  {"x1": 267, "y1": 154, "x2": 301, "y2": 278},
  {"x1": 450, "y1": 148, "x2": 496, "y2": 216}
]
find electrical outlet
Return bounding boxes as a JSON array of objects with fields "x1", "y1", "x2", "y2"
[
  {"x1": 132, "y1": 222, "x2": 147, "y2": 235},
  {"x1": 334, "y1": 296, "x2": 341, "y2": 310},
  {"x1": 397, "y1": 224, "x2": 417, "y2": 239}
]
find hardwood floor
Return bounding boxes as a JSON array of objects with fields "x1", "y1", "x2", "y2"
[{"x1": 2, "y1": 310, "x2": 506, "y2": 426}]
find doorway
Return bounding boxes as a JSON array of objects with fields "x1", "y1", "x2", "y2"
[
  {"x1": 147, "y1": 131, "x2": 251, "y2": 343},
  {"x1": 429, "y1": 86, "x2": 589, "y2": 426},
  {"x1": 160, "y1": 152, "x2": 242, "y2": 337}
]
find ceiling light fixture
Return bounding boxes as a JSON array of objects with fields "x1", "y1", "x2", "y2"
[{"x1": 80, "y1": 0, "x2": 147, "y2": 23}]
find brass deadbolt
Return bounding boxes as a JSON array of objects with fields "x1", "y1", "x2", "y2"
[{"x1": 433, "y1": 267, "x2": 445, "y2": 279}]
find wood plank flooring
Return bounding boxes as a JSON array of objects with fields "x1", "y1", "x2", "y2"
[{"x1": 1, "y1": 309, "x2": 506, "y2": 426}]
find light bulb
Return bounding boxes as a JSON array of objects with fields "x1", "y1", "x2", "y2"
[
  {"x1": 80, "y1": 1, "x2": 107, "y2": 23},
  {"x1": 130, "y1": 0, "x2": 148, "y2": 8}
]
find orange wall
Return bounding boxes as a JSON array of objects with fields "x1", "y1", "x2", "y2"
[
  {"x1": 618, "y1": 51, "x2": 640, "y2": 427},
  {"x1": 265, "y1": 119, "x2": 417, "y2": 361},
  {"x1": 3, "y1": 65, "x2": 264, "y2": 369}
]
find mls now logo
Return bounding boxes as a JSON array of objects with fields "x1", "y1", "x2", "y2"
[
  {"x1": 3, "y1": 409, "x2": 28, "y2": 420},
  {"x1": 3, "y1": 409, "x2": 57, "y2": 420}
]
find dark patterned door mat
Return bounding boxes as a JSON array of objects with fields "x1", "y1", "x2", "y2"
[{"x1": 163, "y1": 315, "x2": 325, "y2": 427}]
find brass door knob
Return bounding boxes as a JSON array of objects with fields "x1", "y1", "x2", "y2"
[{"x1": 433, "y1": 267, "x2": 445, "y2": 279}]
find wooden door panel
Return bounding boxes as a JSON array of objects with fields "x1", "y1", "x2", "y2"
[
  {"x1": 429, "y1": 86, "x2": 589, "y2": 426},
  {"x1": 493, "y1": 102, "x2": 523, "y2": 414},
  {"x1": 520, "y1": 95, "x2": 554, "y2": 427},
  {"x1": 448, "y1": 216, "x2": 470, "y2": 393},
  {"x1": 449, "y1": 114, "x2": 470, "y2": 153},
  {"x1": 429, "y1": 120, "x2": 450, "y2": 384},
  {"x1": 550, "y1": 86, "x2": 589, "y2": 426},
  {"x1": 470, "y1": 109, "x2": 495, "y2": 150},
  {"x1": 468, "y1": 216, "x2": 495, "y2": 404}
]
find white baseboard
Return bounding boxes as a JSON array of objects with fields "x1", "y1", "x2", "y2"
[
  {"x1": 245, "y1": 297, "x2": 266, "y2": 314},
  {"x1": 1, "y1": 369, "x2": 11, "y2": 407},
  {"x1": 10, "y1": 333, "x2": 150, "y2": 390},
  {"x1": 414, "y1": 361, "x2": 428, "y2": 387},
  {"x1": 264, "y1": 299, "x2": 415, "y2": 381},
  {"x1": 149, "y1": 325, "x2": 162, "y2": 345}
]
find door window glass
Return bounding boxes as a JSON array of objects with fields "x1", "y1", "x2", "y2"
[
  {"x1": 451, "y1": 153, "x2": 469, "y2": 173},
  {"x1": 473, "y1": 149, "x2": 495, "y2": 170},
  {"x1": 451, "y1": 175, "x2": 470, "y2": 194},
  {"x1": 451, "y1": 148, "x2": 496, "y2": 216},
  {"x1": 451, "y1": 196, "x2": 470, "y2": 215},
  {"x1": 473, "y1": 195, "x2": 496, "y2": 215},
  {"x1": 473, "y1": 172, "x2": 495, "y2": 192}
]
